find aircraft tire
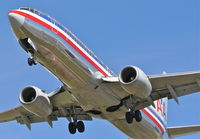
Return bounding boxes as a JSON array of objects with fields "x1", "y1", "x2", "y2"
[
  {"x1": 135, "y1": 110, "x2": 142, "y2": 122},
  {"x1": 68, "y1": 122, "x2": 76, "y2": 134},
  {"x1": 28, "y1": 58, "x2": 37, "y2": 66},
  {"x1": 28, "y1": 58, "x2": 33, "y2": 66},
  {"x1": 77, "y1": 121, "x2": 85, "y2": 133},
  {"x1": 126, "y1": 111, "x2": 134, "y2": 124}
]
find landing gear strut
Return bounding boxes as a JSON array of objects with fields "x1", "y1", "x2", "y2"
[
  {"x1": 68, "y1": 121, "x2": 85, "y2": 134},
  {"x1": 67, "y1": 106, "x2": 85, "y2": 134},
  {"x1": 28, "y1": 58, "x2": 37, "y2": 66}
]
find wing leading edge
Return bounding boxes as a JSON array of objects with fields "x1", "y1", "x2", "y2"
[
  {"x1": 101, "y1": 71, "x2": 200, "y2": 110},
  {"x1": 0, "y1": 86, "x2": 92, "y2": 130},
  {"x1": 149, "y1": 71, "x2": 200, "y2": 103}
]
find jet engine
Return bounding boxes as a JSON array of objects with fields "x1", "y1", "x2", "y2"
[
  {"x1": 119, "y1": 66, "x2": 152, "y2": 98},
  {"x1": 19, "y1": 86, "x2": 53, "y2": 117}
]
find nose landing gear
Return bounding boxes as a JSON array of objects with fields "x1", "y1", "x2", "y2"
[{"x1": 28, "y1": 58, "x2": 37, "y2": 66}]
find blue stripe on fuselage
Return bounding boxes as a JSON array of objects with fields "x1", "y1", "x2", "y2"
[{"x1": 147, "y1": 107, "x2": 167, "y2": 129}]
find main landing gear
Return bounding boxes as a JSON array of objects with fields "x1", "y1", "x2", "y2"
[
  {"x1": 125, "y1": 110, "x2": 142, "y2": 124},
  {"x1": 124, "y1": 96, "x2": 142, "y2": 124},
  {"x1": 67, "y1": 106, "x2": 86, "y2": 135},
  {"x1": 28, "y1": 58, "x2": 37, "y2": 66},
  {"x1": 68, "y1": 121, "x2": 85, "y2": 134}
]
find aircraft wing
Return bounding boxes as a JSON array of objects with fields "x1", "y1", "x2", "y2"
[
  {"x1": 101, "y1": 71, "x2": 200, "y2": 110},
  {"x1": 0, "y1": 86, "x2": 92, "y2": 130},
  {"x1": 167, "y1": 125, "x2": 200, "y2": 138},
  {"x1": 149, "y1": 71, "x2": 200, "y2": 103}
]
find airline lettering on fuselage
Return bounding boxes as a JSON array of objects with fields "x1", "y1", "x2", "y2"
[
  {"x1": 156, "y1": 100, "x2": 163, "y2": 115},
  {"x1": 155, "y1": 99, "x2": 167, "y2": 121}
]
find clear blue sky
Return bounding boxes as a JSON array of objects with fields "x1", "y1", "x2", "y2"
[{"x1": 0, "y1": 0, "x2": 199, "y2": 139}]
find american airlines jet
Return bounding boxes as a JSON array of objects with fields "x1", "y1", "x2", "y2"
[{"x1": 1, "y1": 7, "x2": 200, "y2": 139}]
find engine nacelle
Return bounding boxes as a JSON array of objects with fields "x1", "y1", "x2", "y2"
[
  {"x1": 19, "y1": 86, "x2": 53, "y2": 117},
  {"x1": 119, "y1": 66, "x2": 152, "y2": 98}
]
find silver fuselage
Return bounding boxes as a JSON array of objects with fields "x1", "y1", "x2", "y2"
[{"x1": 8, "y1": 9, "x2": 169, "y2": 139}]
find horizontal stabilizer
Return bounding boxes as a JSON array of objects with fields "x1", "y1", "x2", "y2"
[{"x1": 167, "y1": 125, "x2": 200, "y2": 138}]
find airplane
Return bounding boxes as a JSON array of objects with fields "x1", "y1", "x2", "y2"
[{"x1": 1, "y1": 7, "x2": 200, "y2": 139}]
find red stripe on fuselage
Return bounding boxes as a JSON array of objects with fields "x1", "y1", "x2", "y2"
[
  {"x1": 141, "y1": 109, "x2": 165, "y2": 134},
  {"x1": 9, "y1": 10, "x2": 109, "y2": 77}
]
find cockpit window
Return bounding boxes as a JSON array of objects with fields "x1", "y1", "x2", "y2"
[
  {"x1": 19, "y1": 7, "x2": 41, "y2": 15},
  {"x1": 19, "y1": 7, "x2": 30, "y2": 11}
]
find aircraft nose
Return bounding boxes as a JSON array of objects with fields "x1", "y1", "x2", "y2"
[{"x1": 8, "y1": 12, "x2": 25, "y2": 28}]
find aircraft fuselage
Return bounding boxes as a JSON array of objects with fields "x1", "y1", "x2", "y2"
[{"x1": 8, "y1": 8, "x2": 169, "y2": 139}]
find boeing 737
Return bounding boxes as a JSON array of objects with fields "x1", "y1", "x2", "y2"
[{"x1": 1, "y1": 7, "x2": 200, "y2": 139}]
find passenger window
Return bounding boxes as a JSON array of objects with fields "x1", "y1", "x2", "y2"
[
  {"x1": 30, "y1": 9, "x2": 34, "y2": 13},
  {"x1": 34, "y1": 10, "x2": 39, "y2": 15}
]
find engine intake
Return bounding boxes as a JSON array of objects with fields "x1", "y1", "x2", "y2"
[
  {"x1": 21, "y1": 87, "x2": 36, "y2": 102},
  {"x1": 119, "y1": 66, "x2": 152, "y2": 98},
  {"x1": 19, "y1": 86, "x2": 53, "y2": 117}
]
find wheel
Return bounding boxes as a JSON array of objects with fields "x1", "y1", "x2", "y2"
[
  {"x1": 68, "y1": 122, "x2": 76, "y2": 134},
  {"x1": 28, "y1": 58, "x2": 37, "y2": 66},
  {"x1": 77, "y1": 121, "x2": 85, "y2": 133},
  {"x1": 125, "y1": 111, "x2": 134, "y2": 124},
  {"x1": 28, "y1": 58, "x2": 33, "y2": 66},
  {"x1": 135, "y1": 110, "x2": 142, "y2": 122},
  {"x1": 33, "y1": 60, "x2": 37, "y2": 65}
]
